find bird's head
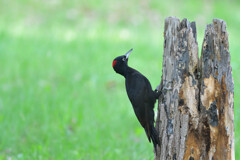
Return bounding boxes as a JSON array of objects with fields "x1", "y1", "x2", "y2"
[{"x1": 112, "y1": 48, "x2": 133, "y2": 76}]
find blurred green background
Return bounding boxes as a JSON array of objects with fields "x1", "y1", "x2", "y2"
[{"x1": 0, "y1": 0, "x2": 239, "y2": 159}]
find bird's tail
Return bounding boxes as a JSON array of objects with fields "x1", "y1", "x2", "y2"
[{"x1": 150, "y1": 125, "x2": 160, "y2": 153}]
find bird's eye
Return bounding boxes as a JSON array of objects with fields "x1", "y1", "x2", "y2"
[{"x1": 122, "y1": 57, "x2": 126, "y2": 61}]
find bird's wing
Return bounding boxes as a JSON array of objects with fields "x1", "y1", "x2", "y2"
[
  {"x1": 125, "y1": 70, "x2": 158, "y2": 145},
  {"x1": 144, "y1": 101, "x2": 155, "y2": 141},
  {"x1": 126, "y1": 71, "x2": 155, "y2": 129},
  {"x1": 126, "y1": 72, "x2": 154, "y2": 104}
]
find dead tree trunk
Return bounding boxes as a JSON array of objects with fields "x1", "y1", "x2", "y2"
[{"x1": 155, "y1": 17, "x2": 234, "y2": 160}]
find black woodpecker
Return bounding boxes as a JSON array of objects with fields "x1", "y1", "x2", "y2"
[{"x1": 112, "y1": 48, "x2": 161, "y2": 151}]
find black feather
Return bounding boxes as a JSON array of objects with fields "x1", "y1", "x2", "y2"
[{"x1": 113, "y1": 49, "x2": 161, "y2": 151}]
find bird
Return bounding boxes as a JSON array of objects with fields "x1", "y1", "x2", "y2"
[{"x1": 112, "y1": 48, "x2": 161, "y2": 152}]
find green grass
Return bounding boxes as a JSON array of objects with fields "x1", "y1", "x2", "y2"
[{"x1": 0, "y1": 0, "x2": 239, "y2": 159}]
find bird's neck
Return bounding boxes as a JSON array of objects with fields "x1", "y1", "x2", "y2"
[
  {"x1": 123, "y1": 66, "x2": 136, "y2": 78},
  {"x1": 118, "y1": 65, "x2": 130, "y2": 78}
]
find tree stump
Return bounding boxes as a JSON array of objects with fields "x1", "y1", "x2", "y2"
[{"x1": 155, "y1": 17, "x2": 234, "y2": 160}]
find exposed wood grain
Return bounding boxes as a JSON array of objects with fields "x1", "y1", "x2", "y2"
[{"x1": 199, "y1": 19, "x2": 234, "y2": 160}]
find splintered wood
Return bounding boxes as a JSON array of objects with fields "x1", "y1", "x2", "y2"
[{"x1": 155, "y1": 17, "x2": 234, "y2": 160}]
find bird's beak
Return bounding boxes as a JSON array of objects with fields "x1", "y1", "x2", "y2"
[{"x1": 125, "y1": 48, "x2": 133, "y2": 59}]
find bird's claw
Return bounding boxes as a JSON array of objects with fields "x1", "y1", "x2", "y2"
[
  {"x1": 154, "y1": 84, "x2": 162, "y2": 99},
  {"x1": 154, "y1": 84, "x2": 161, "y2": 92}
]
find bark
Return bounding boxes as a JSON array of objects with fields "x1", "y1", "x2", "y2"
[
  {"x1": 155, "y1": 17, "x2": 234, "y2": 160},
  {"x1": 199, "y1": 19, "x2": 234, "y2": 160}
]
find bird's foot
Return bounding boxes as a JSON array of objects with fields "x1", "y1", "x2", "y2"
[
  {"x1": 154, "y1": 84, "x2": 161, "y2": 92},
  {"x1": 154, "y1": 84, "x2": 162, "y2": 99}
]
